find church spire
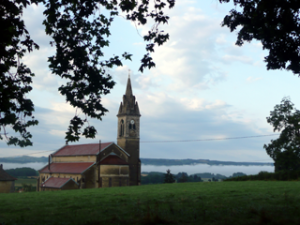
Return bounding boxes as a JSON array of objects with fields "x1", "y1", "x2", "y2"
[
  {"x1": 125, "y1": 71, "x2": 133, "y2": 96},
  {"x1": 117, "y1": 71, "x2": 141, "y2": 117}
]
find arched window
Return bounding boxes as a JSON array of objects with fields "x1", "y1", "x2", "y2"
[
  {"x1": 129, "y1": 120, "x2": 136, "y2": 130},
  {"x1": 119, "y1": 119, "x2": 124, "y2": 136}
]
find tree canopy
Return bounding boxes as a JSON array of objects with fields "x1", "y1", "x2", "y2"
[
  {"x1": 164, "y1": 169, "x2": 175, "y2": 183},
  {"x1": 220, "y1": 0, "x2": 300, "y2": 75},
  {"x1": 0, "y1": 0, "x2": 175, "y2": 147},
  {"x1": 264, "y1": 97, "x2": 300, "y2": 171}
]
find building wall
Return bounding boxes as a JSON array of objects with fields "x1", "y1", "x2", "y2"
[
  {"x1": 98, "y1": 145, "x2": 129, "y2": 163},
  {"x1": 99, "y1": 165, "x2": 129, "y2": 187},
  {"x1": 100, "y1": 165, "x2": 129, "y2": 177},
  {"x1": 52, "y1": 155, "x2": 96, "y2": 163},
  {"x1": 0, "y1": 181, "x2": 15, "y2": 193},
  {"x1": 101, "y1": 177, "x2": 129, "y2": 187},
  {"x1": 84, "y1": 166, "x2": 96, "y2": 189},
  {"x1": 117, "y1": 138, "x2": 140, "y2": 186},
  {"x1": 62, "y1": 182, "x2": 79, "y2": 190}
]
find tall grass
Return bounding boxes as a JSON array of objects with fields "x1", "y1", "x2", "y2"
[{"x1": 1, "y1": 181, "x2": 300, "y2": 224}]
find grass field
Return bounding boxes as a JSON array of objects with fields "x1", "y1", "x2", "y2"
[
  {"x1": 1, "y1": 181, "x2": 300, "y2": 225},
  {"x1": 14, "y1": 178, "x2": 37, "y2": 188}
]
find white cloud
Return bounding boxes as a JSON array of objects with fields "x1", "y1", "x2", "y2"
[
  {"x1": 222, "y1": 55, "x2": 253, "y2": 64},
  {"x1": 246, "y1": 76, "x2": 262, "y2": 83}
]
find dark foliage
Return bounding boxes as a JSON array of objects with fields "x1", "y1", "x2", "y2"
[
  {"x1": 212, "y1": 177, "x2": 218, "y2": 182},
  {"x1": 263, "y1": 97, "x2": 300, "y2": 172},
  {"x1": 220, "y1": 0, "x2": 300, "y2": 75},
  {"x1": 1, "y1": 0, "x2": 175, "y2": 146},
  {"x1": 177, "y1": 172, "x2": 188, "y2": 183},
  {"x1": 193, "y1": 172, "x2": 227, "y2": 180},
  {"x1": 231, "y1": 172, "x2": 247, "y2": 178},
  {"x1": 141, "y1": 171, "x2": 204, "y2": 184},
  {"x1": 5, "y1": 167, "x2": 38, "y2": 177},
  {"x1": 141, "y1": 172, "x2": 165, "y2": 184},
  {"x1": 164, "y1": 169, "x2": 175, "y2": 183},
  {"x1": 224, "y1": 170, "x2": 300, "y2": 181},
  {"x1": 0, "y1": 0, "x2": 39, "y2": 146},
  {"x1": 21, "y1": 183, "x2": 35, "y2": 192}
]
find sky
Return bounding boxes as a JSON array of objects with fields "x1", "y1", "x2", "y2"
[{"x1": 1, "y1": 0, "x2": 300, "y2": 162}]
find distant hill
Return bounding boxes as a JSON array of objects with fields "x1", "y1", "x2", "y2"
[
  {"x1": 5, "y1": 167, "x2": 38, "y2": 177},
  {"x1": 141, "y1": 158, "x2": 273, "y2": 166},
  {"x1": 0, "y1": 156, "x2": 48, "y2": 164},
  {"x1": 0, "y1": 156, "x2": 273, "y2": 166}
]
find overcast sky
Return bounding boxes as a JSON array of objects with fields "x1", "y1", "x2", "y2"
[{"x1": 1, "y1": 0, "x2": 300, "y2": 162}]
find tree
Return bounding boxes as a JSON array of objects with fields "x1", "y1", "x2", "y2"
[
  {"x1": 231, "y1": 172, "x2": 246, "y2": 178},
  {"x1": 1, "y1": 0, "x2": 175, "y2": 146},
  {"x1": 212, "y1": 177, "x2": 218, "y2": 182},
  {"x1": 164, "y1": 169, "x2": 175, "y2": 183},
  {"x1": 263, "y1": 97, "x2": 300, "y2": 172},
  {"x1": 177, "y1": 172, "x2": 188, "y2": 183},
  {"x1": 220, "y1": 0, "x2": 300, "y2": 75}
]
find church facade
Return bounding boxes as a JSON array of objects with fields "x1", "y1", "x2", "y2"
[{"x1": 37, "y1": 76, "x2": 141, "y2": 191}]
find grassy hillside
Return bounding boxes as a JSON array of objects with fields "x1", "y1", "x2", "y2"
[{"x1": 1, "y1": 181, "x2": 300, "y2": 225}]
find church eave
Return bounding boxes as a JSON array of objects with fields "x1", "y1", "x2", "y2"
[{"x1": 117, "y1": 112, "x2": 141, "y2": 117}]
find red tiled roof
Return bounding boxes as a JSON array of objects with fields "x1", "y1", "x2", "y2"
[
  {"x1": 53, "y1": 142, "x2": 113, "y2": 156},
  {"x1": 100, "y1": 155, "x2": 128, "y2": 165},
  {"x1": 39, "y1": 162, "x2": 95, "y2": 174},
  {"x1": 42, "y1": 177, "x2": 78, "y2": 189}
]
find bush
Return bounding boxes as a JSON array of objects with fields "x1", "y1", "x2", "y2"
[{"x1": 224, "y1": 170, "x2": 300, "y2": 181}]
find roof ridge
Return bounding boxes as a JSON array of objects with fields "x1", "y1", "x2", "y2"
[{"x1": 66, "y1": 142, "x2": 113, "y2": 147}]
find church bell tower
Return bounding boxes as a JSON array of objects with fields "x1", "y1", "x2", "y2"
[{"x1": 117, "y1": 75, "x2": 141, "y2": 185}]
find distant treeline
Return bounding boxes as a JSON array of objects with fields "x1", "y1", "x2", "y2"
[
  {"x1": 141, "y1": 171, "x2": 247, "y2": 184},
  {"x1": 5, "y1": 167, "x2": 38, "y2": 178},
  {"x1": 0, "y1": 156, "x2": 273, "y2": 166},
  {"x1": 141, "y1": 158, "x2": 273, "y2": 166},
  {"x1": 225, "y1": 170, "x2": 300, "y2": 181}
]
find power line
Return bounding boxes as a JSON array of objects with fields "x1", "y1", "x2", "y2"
[
  {"x1": 140, "y1": 134, "x2": 280, "y2": 143},
  {"x1": 1, "y1": 133, "x2": 280, "y2": 158}
]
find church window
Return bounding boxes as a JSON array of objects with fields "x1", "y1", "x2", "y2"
[
  {"x1": 120, "y1": 120, "x2": 124, "y2": 136},
  {"x1": 129, "y1": 119, "x2": 136, "y2": 130}
]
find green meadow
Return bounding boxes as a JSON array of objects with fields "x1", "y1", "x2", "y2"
[
  {"x1": 1, "y1": 181, "x2": 300, "y2": 225},
  {"x1": 14, "y1": 178, "x2": 37, "y2": 188}
]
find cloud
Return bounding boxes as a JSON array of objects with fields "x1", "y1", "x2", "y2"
[
  {"x1": 113, "y1": 66, "x2": 159, "y2": 90},
  {"x1": 246, "y1": 76, "x2": 262, "y2": 83},
  {"x1": 144, "y1": 2, "x2": 240, "y2": 92},
  {"x1": 23, "y1": 4, "x2": 52, "y2": 48},
  {"x1": 222, "y1": 55, "x2": 253, "y2": 64},
  {"x1": 137, "y1": 93, "x2": 272, "y2": 161}
]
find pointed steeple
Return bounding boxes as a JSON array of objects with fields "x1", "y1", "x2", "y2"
[
  {"x1": 125, "y1": 73, "x2": 133, "y2": 96},
  {"x1": 117, "y1": 72, "x2": 141, "y2": 117}
]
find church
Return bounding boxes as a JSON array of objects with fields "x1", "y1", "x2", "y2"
[{"x1": 37, "y1": 76, "x2": 141, "y2": 191}]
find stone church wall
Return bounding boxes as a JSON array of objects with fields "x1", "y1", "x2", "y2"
[{"x1": 52, "y1": 155, "x2": 96, "y2": 163}]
